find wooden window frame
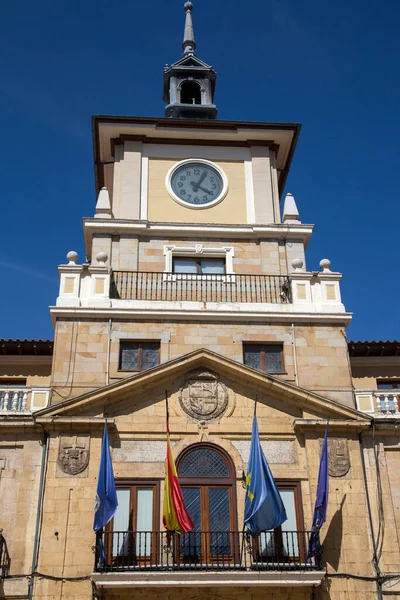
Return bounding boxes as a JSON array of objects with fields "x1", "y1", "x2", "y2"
[
  {"x1": 172, "y1": 257, "x2": 226, "y2": 275},
  {"x1": 253, "y1": 480, "x2": 305, "y2": 564},
  {"x1": 106, "y1": 479, "x2": 161, "y2": 566},
  {"x1": 243, "y1": 343, "x2": 286, "y2": 374},
  {"x1": 118, "y1": 341, "x2": 160, "y2": 372}
]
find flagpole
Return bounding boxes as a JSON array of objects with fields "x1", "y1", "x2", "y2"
[
  {"x1": 241, "y1": 396, "x2": 258, "y2": 566},
  {"x1": 165, "y1": 390, "x2": 169, "y2": 428}
]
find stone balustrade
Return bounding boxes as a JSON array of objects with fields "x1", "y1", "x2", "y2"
[
  {"x1": 0, "y1": 387, "x2": 50, "y2": 413},
  {"x1": 55, "y1": 252, "x2": 348, "y2": 321},
  {"x1": 355, "y1": 390, "x2": 400, "y2": 415}
]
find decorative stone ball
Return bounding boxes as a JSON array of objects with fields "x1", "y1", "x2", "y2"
[
  {"x1": 292, "y1": 258, "x2": 304, "y2": 271},
  {"x1": 96, "y1": 251, "x2": 108, "y2": 265},
  {"x1": 320, "y1": 258, "x2": 331, "y2": 272},
  {"x1": 66, "y1": 251, "x2": 78, "y2": 264},
  {"x1": 184, "y1": 1, "x2": 194, "y2": 11}
]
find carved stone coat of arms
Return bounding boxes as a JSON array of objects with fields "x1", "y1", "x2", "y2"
[
  {"x1": 320, "y1": 437, "x2": 350, "y2": 477},
  {"x1": 57, "y1": 435, "x2": 90, "y2": 476},
  {"x1": 179, "y1": 370, "x2": 228, "y2": 421}
]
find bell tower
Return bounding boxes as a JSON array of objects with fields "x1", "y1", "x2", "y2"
[{"x1": 163, "y1": 2, "x2": 218, "y2": 119}]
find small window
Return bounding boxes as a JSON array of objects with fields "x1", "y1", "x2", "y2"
[
  {"x1": 0, "y1": 379, "x2": 27, "y2": 387},
  {"x1": 243, "y1": 344, "x2": 284, "y2": 374},
  {"x1": 119, "y1": 342, "x2": 160, "y2": 371},
  {"x1": 173, "y1": 257, "x2": 225, "y2": 275},
  {"x1": 377, "y1": 380, "x2": 400, "y2": 390}
]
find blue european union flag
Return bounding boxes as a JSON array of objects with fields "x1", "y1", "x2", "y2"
[
  {"x1": 93, "y1": 422, "x2": 118, "y2": 533},
  {"x1": 307, "y1": 422, "x2": 329, "y2": 561},
  {"x1": 244, "y1": 415, "x2": 287, "y2": 533}
]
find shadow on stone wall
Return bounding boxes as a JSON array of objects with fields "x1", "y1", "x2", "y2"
[{"x1": 324, "y1": 494, "x2": 346, "y2": 571}]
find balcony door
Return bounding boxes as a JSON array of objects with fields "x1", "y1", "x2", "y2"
[
  {"x1": 108, "y1": 481, "x2": 159, "y2": 567},
  {"x1": 177, "y1": 443, "x2": 238, "y2": 564}
]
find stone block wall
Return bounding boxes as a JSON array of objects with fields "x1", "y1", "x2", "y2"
[
  {"x1": 0, "y1": 431, "x2": 44, "y2": 598},
  {"x1": 50, "y1": 319, "x2": 353, "y2": 406}
]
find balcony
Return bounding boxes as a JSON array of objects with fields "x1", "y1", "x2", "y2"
[
  {"x1": 0, "y1": 386, "x2": 50, "y2": 414},
  {"x1": 92, "y1": 530, "x2": 324, "y2": 588},
  {"x1": 110, "y1": 272, "x2": 292, "y2": 304},
  {"x1": 355, "y1": 390, "x2": 400, "y2": 416}
]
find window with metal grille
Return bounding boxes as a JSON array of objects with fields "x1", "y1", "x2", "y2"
[
  {"x1": 179, "y1": 447, "x2": 229, "y2": 477},
  {"x1": 119, "y1": 342, "x2": 160, "y2": 372},
  {"x1": 243, "y1": 344, "x2": 284, "y2": 374}
]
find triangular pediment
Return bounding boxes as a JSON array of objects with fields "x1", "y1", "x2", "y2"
[
  {"x1": 36, "y1": 349, "x2": 370, "y2": 425},
  {"x1": 169, "y1": 53, "x2": 213, "y2": 70}
]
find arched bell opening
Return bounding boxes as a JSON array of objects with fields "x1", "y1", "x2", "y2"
[{"x1": 180, "y1": 80, "x2": 202, "y2": 105}]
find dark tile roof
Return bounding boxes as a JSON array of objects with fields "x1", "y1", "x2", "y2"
[
  {"x1": 348, "y1": 341, "x2": 400, "y2": 357},
  {"x1": 0, "y1": 339, "x2": 54, "y2": 356}
]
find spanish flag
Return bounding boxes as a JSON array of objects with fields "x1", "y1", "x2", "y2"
[{"x1": 163, "y1": 420, "x2": 194, "y2": 539}]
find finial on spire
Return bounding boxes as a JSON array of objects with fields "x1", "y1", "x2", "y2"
[{"x1": 183, "y1": 1, "x2": 196, "y2": 54}]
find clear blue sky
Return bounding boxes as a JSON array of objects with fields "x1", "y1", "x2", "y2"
[{"x1": 1, "y1": 0, "x2": 399, "y2": 341}]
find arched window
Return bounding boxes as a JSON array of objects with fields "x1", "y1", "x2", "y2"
[
  {"x1": 177, "y1": 443, "x2": 237, "y2": 564},
  {"x1": 180, "y1": 81, "x2": 201, "y2": 105}
]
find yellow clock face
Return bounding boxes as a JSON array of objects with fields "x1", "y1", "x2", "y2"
[{"x1": 167, "y1": 159, "x2": 228, "y2": 208}]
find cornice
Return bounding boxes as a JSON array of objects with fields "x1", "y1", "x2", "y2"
[
  {"x1": 294, "y1": 419, "x2": 371, "y2": 432},
  {"x1": 350, "y1": 356, "x2": 400, "y2": 367},
  {"x1": 83, "y1": 219, "x2": 314, "y2": 257},
  {"x1": 49, "y1": 306, "x2": 352, "y2": 327},
  {"x1": 0, "y1": 355, "x2": 52, "y2": 365}
]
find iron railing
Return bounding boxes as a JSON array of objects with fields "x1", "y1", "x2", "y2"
[
  {"x1": 110, "y1": 272, "x2": 292, "y2": 304},
  {"x1": 0, "y1": 530, "x2": 10, "y2": 578},
  {"x1": 94, "y1": 530, "x2": 321, "y2": 572}
]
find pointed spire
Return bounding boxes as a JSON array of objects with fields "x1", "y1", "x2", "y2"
[
  {"x1": 182, "y1": 1, "x2": 196, "y2": 55},
  {"x1": 283, "y1": 193, "x2": 300, "y2": 223},
  {"x1": 95, "y1": 187, "x2": 112, "y2": 219}
]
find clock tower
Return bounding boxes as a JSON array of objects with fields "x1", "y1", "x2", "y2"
[
  {"x1": 52, "y1": 2, "x2": 352, "y2": 409},
  {"x1": 163, "y1": 1, "x2": 218, "y2": 119}
]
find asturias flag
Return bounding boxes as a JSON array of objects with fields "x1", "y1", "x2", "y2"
[
  {"x1": 307, "y1": 422, "x2": 329, "y2": 560},
  {"x1": 93, "y1": 422, "x2": 118, "y2": 532},
  {"x1": 244, "y1": 415, "x2": 287, "y2": 533},
  {"x1": 163, "y1": 421, "x2": 194, "y2": 538}
]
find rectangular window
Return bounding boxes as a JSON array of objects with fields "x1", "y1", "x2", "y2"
[
  {"x1": 243, "y1": 344, "x2": 284, "y2": 374},
  {"x1": 119, "y1": 342, "x2": 160, "y2": 371},
  {"x1": 173, "y1": 257, "x2": 225, "y2": 274},
  {"x1": 377, "y1": 380, "x2": 400, "y2": 390},
  {"x1": 107, "y1": 481, "x2": 159, "y2": 566}
]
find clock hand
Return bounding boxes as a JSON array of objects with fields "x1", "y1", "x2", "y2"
[
  {"x1": 196, "y1": 185, "x2": 212, "y2": 195},
  {"x1": 191, "y1": 171, "x2": 207, "y2": 191}
]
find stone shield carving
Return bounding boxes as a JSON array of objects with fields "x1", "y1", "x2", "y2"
[
  {"x1": 320, "y1": 437, "x2": 350, "y2": 477},
  {"x1": 179, "y1": 369, "x2": 228, "y2": 421},
  {"x1": 58, "y1": 435, "x2": 90, "y2": 475}
]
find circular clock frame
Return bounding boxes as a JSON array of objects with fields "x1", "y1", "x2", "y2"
[{"x1": 166, "y1": 158, "x2": 229, "y2": 209}]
